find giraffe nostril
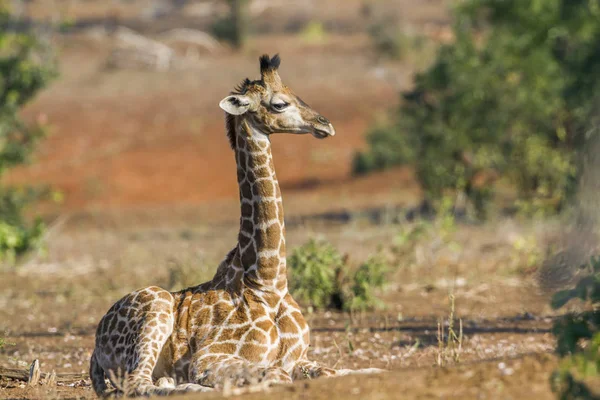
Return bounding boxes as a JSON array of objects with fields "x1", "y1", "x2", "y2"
[{"x1": 316, "y1": 115, "x2": 330, "y2": 125}]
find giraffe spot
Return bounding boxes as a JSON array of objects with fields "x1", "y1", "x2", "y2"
[
  {"x1": 276, "y1": 275, "x2": 288, "y2": 292},
  {"x1": 255, "y1": 224, "x2": 281, "y2": 251},
  {"x1": 253, "y1": 181, "x2": 274, "y2": 198},
  {"x1": 253, "y1": 201, "x2": 277, "y2": 225},
  {"x1": 239, "y1": 233, "x2": 252, "y2": 251},
  {"x1": 117, "y1": 320, "x2": 126, "y2": 331},
  {"x1": 245, "y1": 328, "x2": 268, "y2": 344},
  {"x1": 287, "y1": 345, "x2": 303, "y2": 362},
  {"x1": 255, "y1": 319, "x2": 273, "y2": 332},
  {"x1": 241, "y1": 244, "x2": 257, "y2": 266},
  {"x1": 277, "y1": 206, "x2": 284, "y2": 225},
  {"x1": 241, "y1": 218, "x2": 254, "y2": 235},
  {"x1": 157, "y1": 291, "x2": 172, "y2": 301},
  {"x1": 267, "y1": 327, "x2": 278, "y2": 344},
  {"x1": 208, "y1": 343, "x2": 237, "y2": 354},
  {"x1": 193, "y1": 308, "x2": 211, "y2": 326},
  {"x1": 238, "y1": 151, "x2": 247, "y2": 168},
  {"x1": 233, "y1": 326, "x2": 249, "y2": 338},
  {"x1": 267, "y1": 347, "x2": 279, "y2": 361},
  {"x1": 137, "y1": 290, "x2": 155, "y2": 303},
  {"x1": 241, "y1": 204, "x2": 253, "y2": 218},
  {"x1": 277, "y1": 315, "x2": 297, "y2": 334},
  {"x1": 211, "y1": 303, "x2": 234, "y2": 325},
  {"x1": 216, "y1": 328, "x2": 236, "y2": 341},
  {"x1": 159, "y1": 312, "x2": 170, "y2": 324},
  {"x1": 252, "y1": 153, "x2": 268, "y2": 167},
  {"x1": 245, "y1": 137, "x2": 261, "y2": 151},
  {"x1": 279, "y1": 337, "x2": 298, "y2": 355},
  {"x1": 239, "y1": 343, "x2": 263, "y2": 362},
  {"x1": 229, "y1": 308, "x2": 250, "y2": 325},
  {"x1": 264, "y1": 293, "x2": 281, "y2": 309},
  {"x1": 257, "y1": 256, "x2": 279, "y2": 280},
  {"x1": 246, "y1": 168, "x2": 256, "y2": 182},
  {"x1": 240, "y1": 181, "x2": 252, "y2": 200},
  {"x1": 253, "y1": 166, "x2": 271, "y2": 179},
  {"x1": 249, "y1": 305, "x2": 267, "y2": 321},
  {"x1": 291, "y1": 311, "x2": 307, "y2": 330}
]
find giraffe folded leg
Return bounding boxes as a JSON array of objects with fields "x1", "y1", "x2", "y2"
[
  {"x1": 292, "y1": 359, "x2": 384, "y2": 380},
  {"x1": 92, "y1": 287, "x2": 215, "y2": 397},
  {"x1": 190, "y1": 354, "x2": 292, "y2": 389}
]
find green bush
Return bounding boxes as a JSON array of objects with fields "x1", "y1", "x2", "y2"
[
  {"x1": 354, "y1": 0, "x2": 600, "y2": 217},
  {"x1": 348, "y1": 253, "x2": 388, "y2": 311},
  {"x1": 288, "y1": 238, "x2": 345, "y2": 311},
  {"x1": 551, "y1": 256, "x2": 600, "y2": 399},
  {"x1": 0, "y1": 8, "x2": 56, "y2": 262},
  {"x1": 288, "y1": 239, "x2": 388, "y2": 312}
]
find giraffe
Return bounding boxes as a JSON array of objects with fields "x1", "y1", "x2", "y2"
[{"x1": 90, "y1": 54, "x2": 381, "y2": 397}]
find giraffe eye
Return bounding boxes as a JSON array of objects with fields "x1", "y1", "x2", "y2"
[{"x1": 272, "y1": 102, "x2": 289, "y2": 112}]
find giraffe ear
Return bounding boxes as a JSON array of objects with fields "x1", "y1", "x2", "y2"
[{"x1": 219, "y1": 95, "x2": 254, "y2": 115}]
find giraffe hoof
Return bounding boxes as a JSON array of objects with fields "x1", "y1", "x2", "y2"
[{"x1": 156, "y1": 377, "x2": 176, "y2": 389}]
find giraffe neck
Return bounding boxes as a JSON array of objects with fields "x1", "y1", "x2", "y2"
[{"x1": 234, "y1": 118, "x2": 287, "y2": 294}]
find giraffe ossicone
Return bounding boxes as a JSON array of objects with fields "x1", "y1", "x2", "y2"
[{"x1": 90, "y1": 54, "x2": 382, "y2": 397}]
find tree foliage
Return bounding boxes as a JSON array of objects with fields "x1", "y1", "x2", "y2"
[
  {"x1": 355, "y1": 0, "x2": 600, "y2": 217},
  {"x1": 0, "y1": 7, "x2": 55, "y2": 261}
]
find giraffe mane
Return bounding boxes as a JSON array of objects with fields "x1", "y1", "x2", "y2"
[{"x1": 225, "y1": 112, "x2": 237, "y2": 150}]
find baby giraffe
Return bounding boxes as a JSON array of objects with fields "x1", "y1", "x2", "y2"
[{"x1": 90, "y1": 54, "x2": 380, "y2": 397}]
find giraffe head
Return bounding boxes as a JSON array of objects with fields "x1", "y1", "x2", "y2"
[{"x1": 219, "y1": 54, "x2": 335, "y2": 147}]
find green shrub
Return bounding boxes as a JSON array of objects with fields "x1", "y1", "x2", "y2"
[
  {"x1": 0, "y1": 8, "x2": 56, "y2": 262},
  {"x1": 288, "y1": 239, "x2": 388, "y2": 312},
  {"x1": 348, "y1": 253, "x2": 388, "y2": 311},
  {"x1": 550, "y1": 256, "x2": 600, "y2": 399},
  {"x1": 354, "y1": 0, "x2": 600, "y2": 218},
  {"x1": 288, "y1": 238, "x2": 344, "y2": 311}
]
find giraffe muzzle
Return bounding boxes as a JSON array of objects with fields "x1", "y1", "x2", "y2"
[{"x1": 312, "y1": 116, "x2": 335, "y2": 138}]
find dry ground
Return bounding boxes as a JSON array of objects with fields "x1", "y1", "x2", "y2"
[
  {"x1": 0, "y1": 1, "x2": 581, "y2": 399},
  {"x1": 0, "y1": 217, "x2": 564, "y2": 399}
]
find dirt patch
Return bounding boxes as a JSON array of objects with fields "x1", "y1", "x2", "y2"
[{"x1": 0, "y1": 219, "x2": 563, "y2": 400}]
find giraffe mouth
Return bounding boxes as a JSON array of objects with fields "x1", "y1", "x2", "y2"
[
  {"x1": 312, "y1": 130, "x2": 329, "y2": 139},
  {"x1": 312, "y1": 127, "x2": 334, "y2": 139}
]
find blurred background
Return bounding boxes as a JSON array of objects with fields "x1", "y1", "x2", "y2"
[{"x1": 1, "y1": 0, "x2": 599, "y2": 399}]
